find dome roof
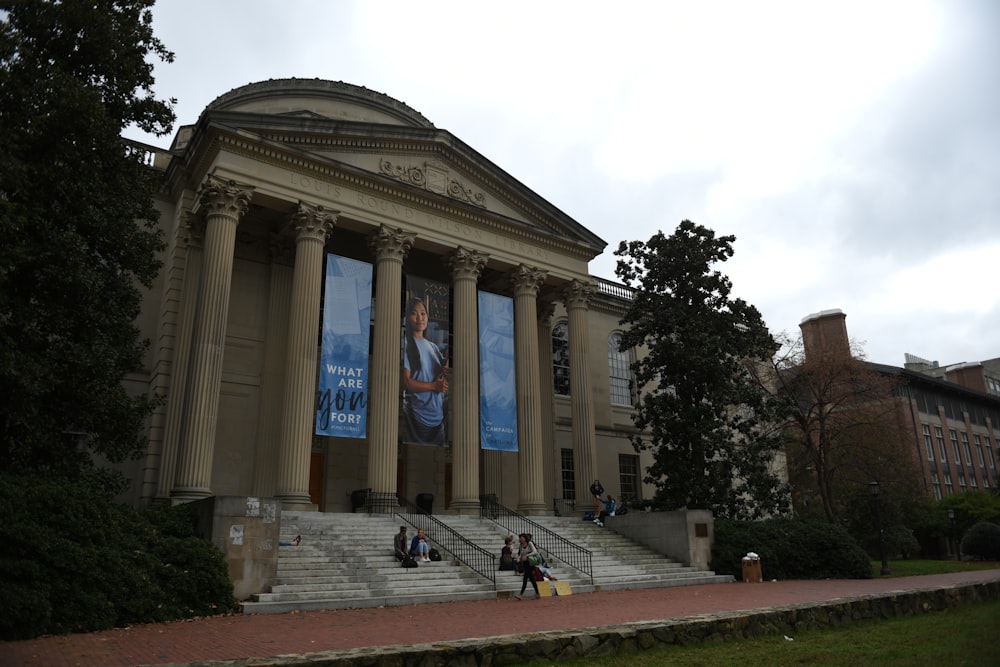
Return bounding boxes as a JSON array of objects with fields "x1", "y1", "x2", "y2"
[{"x1": 206, "y1": 78, "x2": 435, "y2": 128}]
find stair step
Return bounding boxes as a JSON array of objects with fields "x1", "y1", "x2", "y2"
[{"x1": 241, "y1": 512, "x2": 733, "y2": 615}]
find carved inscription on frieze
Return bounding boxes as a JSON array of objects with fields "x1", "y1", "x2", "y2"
[{"x1": 289, "y1": 172, "x2": 342, "y2": 198}]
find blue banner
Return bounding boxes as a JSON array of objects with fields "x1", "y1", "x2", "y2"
[
  {"x1": 401, "y1": 276, "x2": 451, "y2": 447},
  {"x1": 478, "y1": 291, "x2": 517, "y2": 451},
  {"x1": 316, "y1": 254, "x2": 372, "y2": 438}
]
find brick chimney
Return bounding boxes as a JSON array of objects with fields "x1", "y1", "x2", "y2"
[{"x1": 799, "y1": 309, "x2": 851, "y2": 361}]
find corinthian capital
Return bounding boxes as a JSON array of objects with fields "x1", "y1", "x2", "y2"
[
  {"x1": 198, "y1": 174, "x2": 254, "y2": 219},
  {"x1": 290, "y1": 202, "x2": 338, "y2": 243},
  {"x1": 448, "y1": 246, "x2": 488, "y2": 281},
  {"x1": 368, "y1": 224, "x2": 416, "y2": 262},
  {"x1": 510, "y1": 264, "x2": 547, "y2": 297},
  {"x1": 562, "y1": 279, "x2": 596, "y2": 309}
]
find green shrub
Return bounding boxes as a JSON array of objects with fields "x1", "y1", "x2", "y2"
[
  {"x1": 885, "y1": 524, "x2": 921, "y2": 559},
  {"x1": 712, "y1": 517, "x2": 873, "y2": 580},
  {"x1": 960, "y1": 521, "x2": 1000, "y2": 561},
  {"x1": 0, "y1": 473, "x2": 237, "y2": 640}
]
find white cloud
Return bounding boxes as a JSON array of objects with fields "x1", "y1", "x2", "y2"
[{"x1": 125, "y1": 0, "x2": 999, "y2": 366}]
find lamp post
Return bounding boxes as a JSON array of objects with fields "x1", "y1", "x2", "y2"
[
  {"x1": 947, "y1": 508, "x2": 958, "y2": 561},
  {"x1": 869, "y1": 481, "x2": 890, "y2": 576}
]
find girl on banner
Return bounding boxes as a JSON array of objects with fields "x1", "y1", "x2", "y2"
[{"x1": 402, "y1": 296, "x2": 448, "y2": 446}]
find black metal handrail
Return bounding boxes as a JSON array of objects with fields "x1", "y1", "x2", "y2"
[
  {"x1": 394, "y1": 498, "x2": 497, "y2": 589},
  {"x1": 480, "y1": 495, "x2": 593, "y2": 584}
]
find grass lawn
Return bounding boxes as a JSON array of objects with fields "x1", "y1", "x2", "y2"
[{"x1": 517, "y1": 560, "x2": 1000, "y2": 667}]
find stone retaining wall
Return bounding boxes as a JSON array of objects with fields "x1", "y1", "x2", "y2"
[{"x1": 156, "y1": 580, "x2": 1000, "y2": 667}]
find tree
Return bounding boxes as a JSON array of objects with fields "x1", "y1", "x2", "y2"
[
  {"x1": 615, "y1": 221, "x2": 790, "y2": 519},
  {"x1": 0, "y1": 0, "x2": 175, "y2": 477},
  {"x1": 773, "y1": 335, "x2": 923, "y2": 524}
]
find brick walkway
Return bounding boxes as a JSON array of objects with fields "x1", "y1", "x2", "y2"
[{"x1": 2, "y1": 570, "x2": 999, "y2": 667}]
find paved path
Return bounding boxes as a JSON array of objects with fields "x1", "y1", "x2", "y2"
[{"x1": 3, "y1": 570, "x2": 999, "y2": 667}]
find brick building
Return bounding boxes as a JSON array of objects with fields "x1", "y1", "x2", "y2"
[{"x1": 799, "y1": 310, "x2": 1000, "y2": 501}]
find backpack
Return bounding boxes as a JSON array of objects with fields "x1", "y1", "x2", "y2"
[
  {"x1": 499, "y1": 553, "x2": 514, "y2": 571},
  {"x1": 428, "y1": 548, "x2": 442, "y2": 562},
  {"x1": 401, "y1": 555, "x2": 418, "y2": 568}
]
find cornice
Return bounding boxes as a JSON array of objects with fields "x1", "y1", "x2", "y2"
[
  {"x1": 206, "y1": 78, "x2": 435, "y2": 129},
  {"x1": 206, "y1": 130, "x2": 599, "y2": 263}
]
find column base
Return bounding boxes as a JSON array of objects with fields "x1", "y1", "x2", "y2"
[
  {"x1": 276, "y1": 491, "x2": 317, "y2": 512},
  {"x1": 516, "y1": 501, "x2": 551, "y2": 516},
  {"x1": 170, "y1": 486, "x2": 213, "y2": 504},
  {"x1": 449, "y1": 498, "x2": 481, "y2": 515},
  {"x1": 365, "y1": 490, "x2": 400, "y2": 514}
]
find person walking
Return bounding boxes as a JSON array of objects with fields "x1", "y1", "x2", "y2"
[{"x1": 514, "y1": 533, "x2": 541, "y2": 600}]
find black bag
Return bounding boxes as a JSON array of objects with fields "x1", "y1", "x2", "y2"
[
  {"x1": 499, "y1": 553, "x2": 514, "y2": 571},
  {"x1": 428, "y1": 548, "x2": 442, "y2": 562},
  {"x1": 617, "y1": 504, "x2": 629, "y2": 515},
  {"x1": 401, "y1": 556, "x2": 418, "y2": 568},
  {"x1": 582, "y1": 511, "x2": 595, "y2": 521}
]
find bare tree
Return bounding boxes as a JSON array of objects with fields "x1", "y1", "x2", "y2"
[{"x1": 773, "y1": 335, "x2": 919, "y2": 523}]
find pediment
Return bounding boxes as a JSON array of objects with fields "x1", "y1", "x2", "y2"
[{"x1": 205, "y1": 112, "x2": 605, "y2": 254}]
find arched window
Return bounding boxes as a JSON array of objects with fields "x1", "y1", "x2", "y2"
[
  {"x1": 552, "y1": 321, "x2": 570, "y2": 395},
  {"x1": 608, "y1": 333, "x2": 633, "y2": 405}
]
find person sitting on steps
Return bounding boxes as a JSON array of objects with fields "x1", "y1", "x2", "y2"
[
  {"x1": 410, "y1": 528, "x2": 431, "y2": 562},
  {"x1": 595, "y1": 494, "x2": 617, "y2": 527},
  {"x1": 393, "y1": 525, "x2": 409, "y2": 561}
]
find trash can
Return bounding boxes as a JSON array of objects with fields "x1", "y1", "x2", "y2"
[
  {"x1": 416, "y1": 493, "x2": 434, "y2": 514},
  {"x1": 350, "y1": 488, "x2": 370, "y2": 512},
  {"x1": 742, "y1": 554, "x2": 763, "y2": 583}
]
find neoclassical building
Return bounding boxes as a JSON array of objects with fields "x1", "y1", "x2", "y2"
[{"x1": 122, "y1": 79, "x2": 651, "y2": 515}]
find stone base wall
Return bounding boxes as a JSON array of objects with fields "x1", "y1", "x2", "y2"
[
  {"x1": 279, "y1": 580, "x2": 1000, "y2": 666},
  {"x1": 604, "y1": 508, "x2": 714, "y2": 570},
  {"x1": 189, "y1": 496, "x2": 282, "y2": 600}
]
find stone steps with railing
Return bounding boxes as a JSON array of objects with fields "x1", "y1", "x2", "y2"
[
  {"x1": 241, "y1": 510, "x2": 730, "y2": 614},
  {"x1": 242, "y1": 512, "x2": 498, "y2": 614}
]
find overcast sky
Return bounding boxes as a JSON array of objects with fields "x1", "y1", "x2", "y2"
[{"x1": 123, "y1": 0, "x2": 999, "y2": 368}]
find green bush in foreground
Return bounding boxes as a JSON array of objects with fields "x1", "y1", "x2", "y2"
[
  {"x1": 712, "y1": 517, "x2": 873, "y2": 580},
  {"x1": 0, "y1": 473, "x2": 237, "y2": 640},
  {"x1": 961, "y1": 521, "x2": 1000, "y2": 561}
]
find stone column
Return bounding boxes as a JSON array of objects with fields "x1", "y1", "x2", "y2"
[
  {"x1": 154, "y1": 215, "x2": 203, "y2": 504},
  {"x1": 276, "y1": 203, "x2": 337, "y2": 510},
  {"x1": 536, "y1": 298, "x2": 557, "y2": 505},
  {"x1": 250, "y1": 236, "x2": 293, "y2": 496},
  {"x1": 512, "y1": 264, "x2": 548, "y2": 515},
  {"x1": 447, "y1": 247, "x2": 488, "y2": 514},
  {"x1": 564, "y1": 279, "x2": 599, "y2": 505},
  {"x1": 171, "y1": 176, "x2": 253, "y2": 503},
  {"x1": 366, "y1": 225, "x2": 415, "y2": 508}
]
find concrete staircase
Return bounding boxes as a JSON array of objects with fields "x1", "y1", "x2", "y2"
[{"x1": 241, "y1": 511, "x2": 732, "y2": 614}]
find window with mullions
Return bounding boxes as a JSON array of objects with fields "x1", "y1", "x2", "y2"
[
  {"x1": 936, "y1": 426, "x2": 947, "y2": 462},
  {"x1": 560, "y1": 448, "x2": 575, "y2": 500},
  {"x1": 619, "y1": 454, "x2": 640, "y2": 504},
  {"x1": 922, "y1": 424, "x2": 934, "y2": 461},
  {"x1": 552, "y1": 321, "x2": 570, "y2": 395},
  {"x1": 961, "y1": 432, "x2": 973, "y2": 465},
  {"x1": 608, "y1": 333, "x2": 633, "y2": 406}
]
